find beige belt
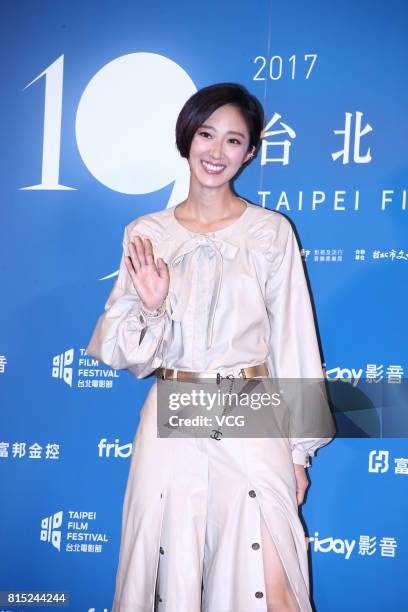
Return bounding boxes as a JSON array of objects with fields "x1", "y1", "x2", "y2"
[{"x1": 155, "y1": 361, "x2": 268, "y2": 383}]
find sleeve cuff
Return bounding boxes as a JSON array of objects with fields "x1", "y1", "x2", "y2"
[
  {"x1": 123, "y1": 299, "x2": 167, "y2": 331},
  {"x1": 138, "y1": 300, "x2": 167, "y2": 326},
  {"x1": 291, "y1": 448, "x2": 311, "y2": 467}
]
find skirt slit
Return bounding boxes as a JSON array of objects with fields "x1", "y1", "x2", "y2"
[
  {"x1": 151, "y1": 488, "x2": 168, "y2": 611},
  {"x1": 257, "y1": 500, "x2": 304, "y2": 612},
  {"x1": 259, "y1": 508, "x2": 302, "y2": 612}
]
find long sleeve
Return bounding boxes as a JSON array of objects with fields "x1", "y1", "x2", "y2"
[
  {"x1": 265, "y1": 220, "x2": 335, "y2": 467},
  {"x1": 86, "y1": 223, "x2": 173, "y2": 379}
]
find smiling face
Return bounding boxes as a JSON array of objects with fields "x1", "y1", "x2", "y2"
[{"x1": 187, "y1": 103, "x2": 254, "y2": 188}]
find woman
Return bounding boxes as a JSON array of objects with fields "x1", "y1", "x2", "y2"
[{"x1": 86, "y1": 83, "x2": 334, "y2": 612}]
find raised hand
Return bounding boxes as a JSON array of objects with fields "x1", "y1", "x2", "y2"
[{"x1": 124, "y1": 235, "x2": 170, "y2": 311}]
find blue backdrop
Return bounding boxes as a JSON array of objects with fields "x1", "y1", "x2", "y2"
[{"x1": 1, "y1": 1, "x2": 407, "y2": 610}]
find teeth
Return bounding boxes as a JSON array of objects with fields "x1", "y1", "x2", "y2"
[{"x1": 202, "y1": 161, "x2": 225, "y2": 172}]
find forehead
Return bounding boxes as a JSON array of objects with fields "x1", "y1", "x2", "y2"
[{"x1": 201, "y1": 104, "x2": 249, "y2": 133}]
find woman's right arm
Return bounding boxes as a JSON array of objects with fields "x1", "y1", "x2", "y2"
[{"x1": 86, "y1": 224, "x2": 173, "y2": 379}]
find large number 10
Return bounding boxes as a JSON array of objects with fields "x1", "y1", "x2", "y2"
[
  {"x1": 19, "y1": 52, "x2": 194, "y2": 197},
  {"x1": 21, "y1": 55, "x2": 75, "y2": 191}
]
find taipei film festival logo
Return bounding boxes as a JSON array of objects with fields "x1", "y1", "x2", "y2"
[
  {"x1": 51, "y1": 348, "x2": 119, "y2": 389},
  {"x1": 40, "y1": 509, "x2": 109, "y2": 553}
]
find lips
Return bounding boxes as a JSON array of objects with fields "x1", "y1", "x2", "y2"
[{"x1": 201, "y1": 160, "x2": 226, "y2": 175}]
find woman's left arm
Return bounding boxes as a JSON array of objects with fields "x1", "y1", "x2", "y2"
[{"x1": 265, "y1": 218, "x2": 335, "y2": 469}]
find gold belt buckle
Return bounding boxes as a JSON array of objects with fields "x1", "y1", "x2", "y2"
[
  {"x1": 159, "y1": 368, "x2": 174, "y2": 380},
  {"x1": 156, "y1": 362, "x2": 268, "y2": 381},
  {"x1": 240, "y1": 363, "x2": 268, "y2": 378}
]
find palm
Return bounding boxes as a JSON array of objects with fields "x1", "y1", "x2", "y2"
[{"x1": 125, "y1": 236, "x2": 170, "y2": 310}]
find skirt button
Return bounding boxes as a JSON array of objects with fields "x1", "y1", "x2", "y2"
[
  {"x1": 249, "y1": 490, "x2": 256, "y2": 498},
  {"x1": 255, "y1": 591, "x2": 264, "y2": 598},
  {"x1": 251, "y1": 542, "x2": 260, "y2": 550},
  {"x1": 160, "y1": 546, "x2": 164, "y2": 554}
]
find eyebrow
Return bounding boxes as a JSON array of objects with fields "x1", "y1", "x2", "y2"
[{"x1": 200, "y1": 124, "x2": 247, "y2": 139}]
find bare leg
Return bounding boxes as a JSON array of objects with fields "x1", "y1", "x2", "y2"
[{"x1": 260, "y1": 513, "x2": 300, "y2": 612}]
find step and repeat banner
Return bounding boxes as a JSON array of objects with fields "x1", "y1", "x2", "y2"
[{"x1": 1, "y1": 1, "x2": 407, "y2": 610}]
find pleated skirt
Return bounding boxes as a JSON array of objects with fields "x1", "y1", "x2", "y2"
[{"x1": 111, "y1": 379, "x2": 313, "y2": 612}]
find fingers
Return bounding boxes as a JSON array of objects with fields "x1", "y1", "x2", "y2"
[
  {"x1": 127, "y1": 236, "x2": 154, "y2": 272},
  {"x1": 293, "y1": 464, "x2": 309, "y2": 506},
  {"x1": 124, "y1": 255, "x2": 134, "y2": 274},
  {"x1": 296, "y1": 478, "x2": 309, "y2": 505},
  {"x1": 143, "y1": 237, "x2": 155, "y2": 266},
  {"x1": 125, "y1": 235, "x2": 169, "y2": 284},
  {"x1": 296, "y1": 482, "x2": 305, "y2": 505},
  {"x1": 156, "y1": 256, "x2": 170, "y2": 279},
  {"x1": 133, "y1": 236, "x2": 147, "y2": 268}
]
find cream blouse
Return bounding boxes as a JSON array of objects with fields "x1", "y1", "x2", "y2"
[{"x1": 86, "y1": 199, "x2": 333, "y2": 467}]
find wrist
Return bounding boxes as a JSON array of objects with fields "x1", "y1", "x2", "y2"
[{"x1": 140, "y1": 300, "x2": 166, "y2": 316}]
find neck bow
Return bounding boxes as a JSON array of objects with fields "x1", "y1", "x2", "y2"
[{"x1": 168, "y1": 235, "x2": 239, "y2": 349}]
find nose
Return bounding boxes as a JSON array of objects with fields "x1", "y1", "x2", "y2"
[{"x1": 209, "y1": 139, "x2": 223, "y2": 160}]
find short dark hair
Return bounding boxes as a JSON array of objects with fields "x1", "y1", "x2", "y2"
[{"x1": 175, "y1": 82, "x2": 265, "y2": 159}]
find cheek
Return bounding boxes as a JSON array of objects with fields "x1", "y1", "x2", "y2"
[
  {"x1": 231, "y1": 149, "x2": 248, "y2": 166},
  {"x1": 189, "y1": 136, "x2": 206, "y2": 157}
]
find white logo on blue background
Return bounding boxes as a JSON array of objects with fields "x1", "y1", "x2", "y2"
[
  {"x1": 40, "y1": 510, "x2": 63, "y2": 551},
  {"x1": 52, "y1": 349, "x2": 74, "y2": 387}
]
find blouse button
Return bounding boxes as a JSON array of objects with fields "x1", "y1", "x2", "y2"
[
  {"x1": 252, "y1": 542, "x2": 260, "y2": 550},
  {"x1": 255, "y1": 591, "x2": 264, "y2": 598},
  {"x1": 248, "y1": 490, "x2": 256, "y2": 498},
  {"x1": 159, "y1": 546, "x2": 164, "y2": 554}
]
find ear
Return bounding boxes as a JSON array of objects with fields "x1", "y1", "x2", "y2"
[{"x1": 242, "y1": 145, "x2": 256, "y2": 165}]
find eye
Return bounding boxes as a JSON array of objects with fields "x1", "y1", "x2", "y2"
[
  {"x1": 198, "y1": 130, "x2": 212, "y2": 138},
  {"x1": 228, "y1": 138, "x2": 241, "y2": 145}
]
